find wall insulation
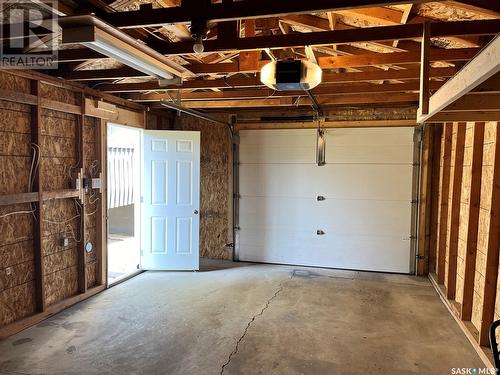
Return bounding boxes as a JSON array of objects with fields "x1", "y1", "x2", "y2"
[{"x1": 428, "y1": 121, "x2": 500, "y2": 352}]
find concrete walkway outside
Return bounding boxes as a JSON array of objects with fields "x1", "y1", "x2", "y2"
[{"x1": 0, "y1": 260, "x2": 485, "y2": 374}]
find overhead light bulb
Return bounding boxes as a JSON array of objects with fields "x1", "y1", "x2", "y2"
[
  {"x1": 193, "y1": 36, "x2": 204, "y2": 53},
  {"x1": 190, "y1": 19, "x2": 208, "y2": 54}
]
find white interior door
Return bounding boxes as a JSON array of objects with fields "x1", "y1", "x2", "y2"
[
  {"x1": 238, "y1": 128, "x2": 415, "y2": 273},
  {"x1": 141, "y1": 130, "x2": 200, "y2": 270}
]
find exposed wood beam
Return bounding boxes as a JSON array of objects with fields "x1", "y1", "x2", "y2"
[
  {"x1": 52, "y1": 20, "x2": 495, "y2": 62},
  {"x1": 418, "y1": 34, "x2": 500, "y2": 123},
  {"x1": 65, "y1": 57, "x2": 459, "y2": 82},
  {"x1": 429, "y1": 111, "x2": 500, "y2": 122},
  {"x1": 127, "y1": 81, "x2": 443, "y2": 102},
  {"x1": 235, "y1": 119, "x2": 417, "y2": 130},
  {"x1": 393, "y1": 4, "x2": 413, "y2": 48},
  {"x1": 419, "y1": 22, "x2": 431, "y2": 115},
  {"x1": 179, "y1": 92, "x2": 418, "y2": 108},
  {"x1": 99, "y1": 0, "x2": 437, "y2": 29},
  {"x1": 317, "y1": 47, "x2": 478, "y2": 69},
  {"x1": 337, "y1": 7, "x2": 480, "y2": 47},
  {"x1": 100, "y1": 66, "x2": 456, "y2": 92},
  {"x1": 442, "y1": 93, "x2": 500, "y2": 112},
  {"x1": 141, "y1": 19, "x2": 500, "y2": 55}
]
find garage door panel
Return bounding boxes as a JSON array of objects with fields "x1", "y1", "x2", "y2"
[
  {"x1": 240, "y1": 197, "x2": 411, "y2": 236},
  {"x1": 326, "y1": 145, "x2": 413, "y2": 164},
  {"x1": 240, "y1": 129, "x2": 316, "y2": 164},
  {"x1": 240, "y1": 164, "x2": 412, "y2": 201},
  {"x1": 238, "y1": 127, "x2": 414, "y2": 273},
  {"x1": 324, "y1": 128, "x2": 413, "y2": 146},
  {"x1": 239, "y1": 229, "x2": 410, "y2": 273}
]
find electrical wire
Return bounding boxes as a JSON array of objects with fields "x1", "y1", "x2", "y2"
[{"x1": 0, "y1": 209, "x2": 36, "y2": 219}]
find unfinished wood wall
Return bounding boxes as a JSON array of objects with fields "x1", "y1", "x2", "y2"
[
  {"x1": 0, "y1": 72, "x2": 36, "y2": 327},
  {"x1": 428, "y1": 121, "x2": 500, "y2": 350},
  {"x1": 0, "y1": 70, "x2": 146, "y2": 337},
  {"x1": 172, "y1": 116, "x2": 233, "y2": 260}
]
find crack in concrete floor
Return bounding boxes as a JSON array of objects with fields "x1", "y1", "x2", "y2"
[{"x1": 219, "y1": 273, "x2": 294, "y2": 374}]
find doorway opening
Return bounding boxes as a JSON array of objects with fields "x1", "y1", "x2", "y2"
[{"x1": 107, "y1": 124, "x2": 141, "y2": 285}]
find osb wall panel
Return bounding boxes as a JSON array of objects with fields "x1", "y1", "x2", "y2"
[
  {"x1": 471, "y1": 122, "x2": 497, "y2": 331},
  {"x1": 173, "y1": 115, "x2": 232, "y2": 260},
  {"x1": 455, "y1": 123, "x2": 475, "y2": 304},
  {"x1": 39, "y1": 82, "x2": 79, "y2": 105},
  {"x1": 40, "y1": 110, "x2": 78, "y2": 191},
  {"x1": 444, "y1": 123, "x2": 458, "y2": 286},
  {"x1": 0, "y1": 283, "x2": 35, "y2": 328},
  {"x1": 0, "y1": 100, "x2": 31, "y2": 196},
  {"x1": 0, "y1": 202, "x2": 34, "y2": 327},
  {"x1": 0, "y1": 71, "x2": 30, "y2": 93},
  {"x1": 42, "y1": 199, "x2": 80, "y2": 306}
]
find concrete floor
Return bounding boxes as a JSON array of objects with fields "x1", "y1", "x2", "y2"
[{"x1": 0, "y1": 260, "x2": 484, "y2": 375}]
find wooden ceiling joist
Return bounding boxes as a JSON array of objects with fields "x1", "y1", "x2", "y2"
[
  {"x1": 179, "y1": 92, "x2": 418, "y2": 108},
  {"x1": 126, "y1": 81, "x2": 443, "y2": 102},
  {"x1": 138, "y1": 19, "x2": 500, "y2": 55},
  {"x1": 99, "y1": 0, "x2": 435, "y2": 29},
  {"x1": 99, "y1": 66, "x2": 456, "y2": 93}
]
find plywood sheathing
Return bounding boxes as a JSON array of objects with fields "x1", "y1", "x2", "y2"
[{"x1": 172, "y1": 115, "x2": 232, "y2": 260}]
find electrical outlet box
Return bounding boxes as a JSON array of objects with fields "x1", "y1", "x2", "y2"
[
  {"x1": 61, "y1": 238, "x2": 69, "y2": 247},
  {"x1": 83, "y1": 177, "x2": 90, "y2": 190},
  {"x1": 6, "y1": 267, "x2": 12, "y2": 276},
  {"x1": 91, "y1": 178, "x2": 101, "y2": 190},
  {"x1": 73, "y1": 177, "x2": 81, "y2": 190}
]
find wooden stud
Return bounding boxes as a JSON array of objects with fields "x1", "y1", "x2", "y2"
[
  {"x1": 417, "y1": 124, "x2": 433, "y2": 275},
  {"x1": 478, "y1": 123, "x2": 500, "y2": 346},
  {"x1": 77, "y1": 91, "x2": 87, "y2": 294},
  {"x1": 428, "y1": 124, "x2": 443, "y2": 274},
  {"x1": 437, "y1": 123, "x2": 453, "y2": 284},
  {"x1": 461, "y1": 122, "x2": 485, "y2": 321},
  {"x1": 96, "y1": 119, "x2": 107, "y2": 287},
  {"x1": 446, "y1": 123, "x2": 466, "y2": 300},
  {"x1": 30, "y1": 79, "x2": 45, "y2": 312},
  {"x1": 419, "y1": 22, "x2": 431, "y2": 116}
]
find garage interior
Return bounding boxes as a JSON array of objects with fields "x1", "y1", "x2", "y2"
[{"x1": 0, "y1": 0, "x2": 499, "y2": 374}]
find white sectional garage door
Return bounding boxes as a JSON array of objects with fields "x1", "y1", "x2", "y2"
[{"x1": 238, "y1": 127, "x2": 415, "y2": 273}]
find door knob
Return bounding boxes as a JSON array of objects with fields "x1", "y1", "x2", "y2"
[{"x1": 194, "y1": 210, "x2": 199, "y2": 215}]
